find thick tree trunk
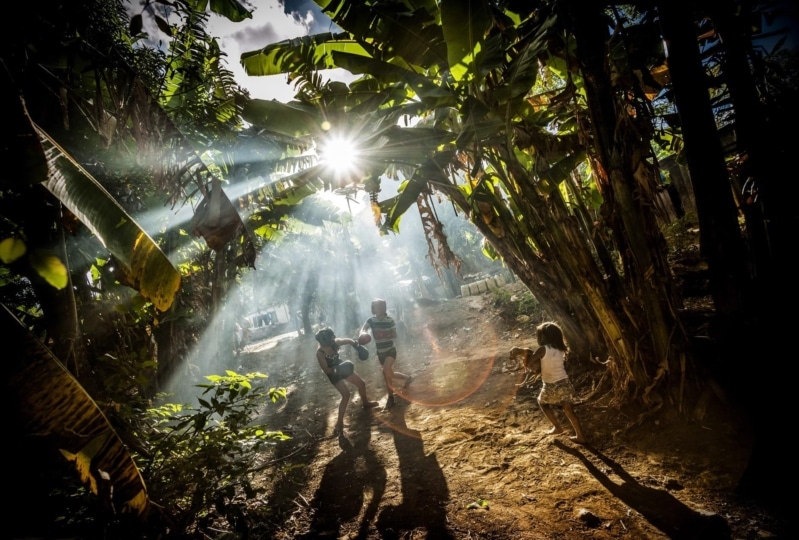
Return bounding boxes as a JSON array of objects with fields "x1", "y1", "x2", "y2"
[
  {"x1": 657, "y1": 3, "x2": 750, "y2": 319},
  {"x1": 698, "y1": 1, "x2": 795, "y2": 509},
  {"x1": 561, "y1": 0, "x2": 690, "y2": 404}
]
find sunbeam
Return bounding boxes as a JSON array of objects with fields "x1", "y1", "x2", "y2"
[{"x1": 157, "y1": 185, "x2": 505, "y2": 427}]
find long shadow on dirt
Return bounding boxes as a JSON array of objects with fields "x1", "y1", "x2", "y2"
[
  {"x1": 375, "y1": 404, "x2": 456, "y2": 540},
  {"x1": 244, "y1": 336, "x2": 334, "y2": 535},
  {"x1": 296, "y1": 407, "x2": 386, "y2": 539},
  {"x1": 554, "y1": 440, "x2": 732, "y2": 539}
]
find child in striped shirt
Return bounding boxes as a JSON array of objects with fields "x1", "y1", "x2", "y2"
[{"x1": 360, "y1": 299, "x2": 412, "y2": 409}]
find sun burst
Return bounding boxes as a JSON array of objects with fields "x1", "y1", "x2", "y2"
[{"x1": 318, "y1": 134, "x2": 360, "y2": 178}]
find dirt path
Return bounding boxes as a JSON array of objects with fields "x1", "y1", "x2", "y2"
[{"x1": 236, "y1": 289, "x2": 786, "y2": 539}]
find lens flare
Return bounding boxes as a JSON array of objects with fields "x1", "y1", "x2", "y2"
[
  {"x1": 395, "y1": 325, "x2": 500, "y2": 408},
  {"x1": 319, "y1": 135, "x2": 359, "y2": 177}
]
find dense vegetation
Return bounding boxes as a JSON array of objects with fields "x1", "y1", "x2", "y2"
[{"x1": 2, "y1": 0, "x2": 796, "y2": 537}]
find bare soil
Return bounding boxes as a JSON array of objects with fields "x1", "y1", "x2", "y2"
[{"x1": 236, "y1": 283, "x2": 787, "y2": 540}]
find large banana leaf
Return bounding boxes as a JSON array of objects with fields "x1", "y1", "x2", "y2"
[
  {"x1": 314, "y1": 0, "x2": 447, "y2": 69},
  {"x1": 36, "y1": 124, "x2": 181, "y2": 313},
  {"x1": 330, "y1": 52, "x2": 454, "y2": 104},
  {"x1": 204, "y1": 0, "x2": 252, "y2": 22},
  {"x1": 440, "y1": 0, "x2": 493, "y2": 82},
  {"x1": 492, "y1": 36, "x2": 546, "y2": 105},
  {"x1": 241, "y1": 98, "x2": 325, "y2": 138},
  {"x1": 241, "y1": 32, "x2": 371, "y2": 76},
  {"x1": 361, "y1": 125, "x2": 455, "y2": 164},
  {"x1": 5, "y1": 303, "x2": 151, "y2": 518}
]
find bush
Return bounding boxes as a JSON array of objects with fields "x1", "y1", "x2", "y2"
[
  {"x1": 491, "y1": 286, "x2": 543, "y2": 320},
  {"x1": 137, "y1": 370, "x2": 288, "y2": 536}
]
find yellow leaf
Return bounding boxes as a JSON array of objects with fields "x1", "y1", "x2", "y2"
[
  {"x1": 0, "y1": 237, "x2": 27, "y2": 263},
  {"x1": 60, "y1": 433, "x2": 112, "y2": 496},
  {"x1": 30, "y1": 251, "x2": 68, "y2": 289}
]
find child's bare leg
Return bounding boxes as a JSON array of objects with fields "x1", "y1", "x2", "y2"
[
  {"x1": 382, "y1": 364, "x2": 394, "y2": 396},
  {"x1": 563, "y1": 403, "x2": 586, "y2": 443},
  {"x1": 538, "y1": 401, "x2": 564, "y2": 434},
  {"x1": 385, "y1": 357, "x2": 410, "y2": 385},
  {"x1": 382, "y1": 357, "x2": 402, "y2": 393},
  {"x1": 348, "y1": 374, "x2": 378, "y2": 408},
  {"x1": 333, "y1": 381, "x2": 350, "y2": 433}
]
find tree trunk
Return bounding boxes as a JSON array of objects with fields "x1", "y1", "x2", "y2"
[
  {"x1": 559, "y1": 0, "x2": 690, "y2": 405},
  {"x1": 21, "y1": 192, "x2": 92, "y2": 385},
  {"x1": 699, "y1": 0, "x2": 795, "y2": 509},
  {"x1": 656, "y1": 2, "x2": 751, "y2": 319}
]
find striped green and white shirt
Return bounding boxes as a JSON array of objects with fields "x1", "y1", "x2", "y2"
[{"x1": 364, "y1": 315, "x2": 396, "y2": 355}]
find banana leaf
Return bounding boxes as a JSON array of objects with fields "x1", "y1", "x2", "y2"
[
  {"x1": 5, "y1": 303, "x2": 151, "y2": 518},
  {"x1": 36, "y1": 124, "x2": 181, "y2": 313},
  {"x1": 241, "y1": 98, "x2": 324, "y2": 138},
  {"x1": 206, "y1": 0, "x2": 252, "y2": 22},
  {"x1": 536, "y1": 150, "x2": 587, "y2": 194},
  {"x1": 241, "y1": 32, "x2": 371, "y2": 76},
  {"x1": 440, "y1": 0, "x2": 493, "y2": 82},
  {"x1": 331, "y1": 52, "x2": 452, "y2": 101},
  {"x1": 315, "y1": 0, "x2": 447, "y2": 69},
  {"x1": 383, "y1": 151, "x2": 455, "y2": 232}
]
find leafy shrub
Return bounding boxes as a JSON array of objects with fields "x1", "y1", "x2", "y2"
[
  {"x1": 136, "y1": 370, "x2": 288, "y2": 536},
  {"x1": 491, "y1": 286, "x2": 543, "y2": 320},
  {"x1": 515, "y1": 289, "x2": 542, "y2": 318},
  {"x1": 490, "y1": 287, "x2": 512, "y2": 307}
]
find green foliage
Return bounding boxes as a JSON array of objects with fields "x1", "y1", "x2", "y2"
[
  {"x1": 138, "y1": 370, "x2": 288, "y2": 534},
  {"x1": 515, "y1": 288, "x2": 542, "y2": 318},
  {"x1": 490, "y1": 286, "x2": 512, "y2": 306},
  {"x1": 490, "y1": 285, "x2": 542, "y2": 320},
  {"x1": 28, "y1": 250, "x2": 69, "y2": 290},
  {"x1": 661, "y1": 210, "x2": 700, "y2": 256},
  {"x1": 1, "y1": 234, "x2": 67, "y2": 292}
]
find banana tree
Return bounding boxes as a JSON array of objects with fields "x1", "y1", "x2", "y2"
[
  {"x1": 1, "y1": 0, "x2": 266, "y2": 529},
  {"x1": 0, "y1": 69, "x2": 184, "y2": 363},
  {"x1": 239, "y1": 0, "x2": 692, "y2": 406},
  {"x1": 1, "y1": 88, "x2": 180, "y2": 531}
]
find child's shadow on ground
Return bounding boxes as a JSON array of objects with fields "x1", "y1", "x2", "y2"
[
  {"x1": 375, "y1": 403, "x2": 455, "y2": 540},
  {"x1": 297, "y1": 409, "x2": 386, "y2": 540},
  {"x1": 554, "y1": 440, "x2": 731, "y2": 539}
]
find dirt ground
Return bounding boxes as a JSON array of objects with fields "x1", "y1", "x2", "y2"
[{"x1": 235, "y1": 283, "x2": 787, "y2": 540}]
